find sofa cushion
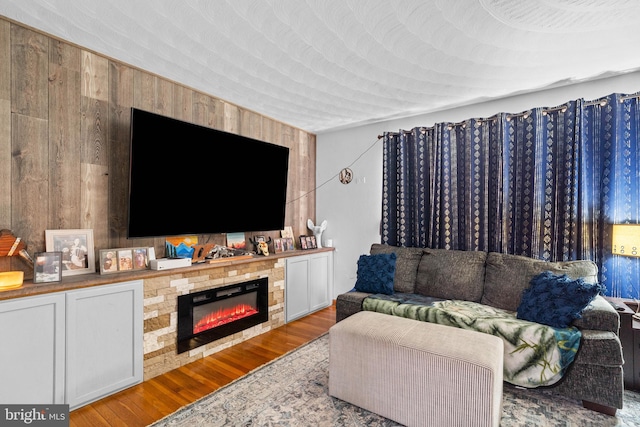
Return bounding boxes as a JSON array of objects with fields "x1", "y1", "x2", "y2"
[
  {"x1": 516, "y1": 271, "x2": 603, "y2": 328},
  {"x1": 370, "y1": 244, "x2": 423, "y2": 293},
  {"x1": 414, "y1": 248, "x2": 487, "y2": 302},
  {"x1": 354, "y1": 253, "x2": 396, "y2": 295},
  {"x1": 482, "y1": 252, "x2": 599, "y2": 312}
]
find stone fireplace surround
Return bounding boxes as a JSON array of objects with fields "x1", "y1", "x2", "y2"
[{"x1": 143, "y1": 257, "x2": 285, "y2": 380}]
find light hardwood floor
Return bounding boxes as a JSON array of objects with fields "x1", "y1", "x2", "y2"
[{"x1": 70, "y1": 305, "x2": 337, "y2": 427}]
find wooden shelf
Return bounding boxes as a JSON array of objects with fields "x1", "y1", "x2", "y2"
[{"x1": 0, "y1": 247, "x2": 334, "y2": 302}]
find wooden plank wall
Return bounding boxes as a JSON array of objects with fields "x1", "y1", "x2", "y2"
[{"x1": 0, "y1": 18, "x2": 316, "y2": 275}]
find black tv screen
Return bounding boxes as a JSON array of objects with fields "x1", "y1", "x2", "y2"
[{"x1": 127, "y1": 108, "x2": 290, "y2": 238}]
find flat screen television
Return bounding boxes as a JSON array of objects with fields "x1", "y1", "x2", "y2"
[{"x1": 127, "y1": 108, "x2": 290, "y2": 238}]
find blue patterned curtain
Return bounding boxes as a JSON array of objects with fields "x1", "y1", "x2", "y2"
[{"x1": 381, "y1": 92, "x2": 640, "y2": 298}]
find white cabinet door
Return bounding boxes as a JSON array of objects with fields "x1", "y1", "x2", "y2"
[
  {"x1": 0, "y1": 293, "x2": 66, "y2": 404},
  {"x1": 285, "y1": 251, "x2": 333, "y2": 322},
  {"x1": 285, "y1": 256, "x2": 310, "y2": 322},
  {"x1": 308, "y1": 252, "x2": 331, "y2": 312},
  {"x1": 65, "y1": 280, "x2": 143, "y2": 409}
]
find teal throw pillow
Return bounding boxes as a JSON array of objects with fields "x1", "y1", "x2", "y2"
[
  {"x1": 355, "y1": 253, "x2": 396, "y2": 295},
  {"x1": 516, "y1": 271, "x2": 603, "y2": 328}
]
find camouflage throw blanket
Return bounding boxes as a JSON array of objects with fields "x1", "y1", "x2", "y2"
[{"x1": 363, "y1": 295, "x2": 581, "y2": 388}]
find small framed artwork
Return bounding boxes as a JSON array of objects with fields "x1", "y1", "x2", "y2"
[
  {"x1": 274, "y1": 238, "x2": 284, "y2": 253},
  {"x1": 227, "y1": 232, "x2": 246, "y2": 249},
  {"x1": 166, "y1": 236, "x2": 197, "y2": 259},
  {"x1": 281, "y1": 226, "x2": 294, "y2": 239},
  {"x1": 308, "y1": 236, "x2": 317, "y2": 249},
  {"x1": 118, "y1": 249, "x2": 133, "y2": 271},
  {"x1": 299, "y1": 236, "x2": 308, "y2": 250},
  {"x1": 133, "y1": 247, "x2": 148, "y2": 269},
  {"x1": 284, "y1": 237, "x2": 294, "y2": 251},
  {"x1": 99, "y1": 250, "x2": 119, "y2": 274},
  {"x1": 33, "y1": 252, "x2": 62, "y2": 283},
  {"x1": 45, "y1": 229, "x2": 95, "y2": 276},
  {"x1": 281, "y1": 226, "x2": 295, "y2": 249}
]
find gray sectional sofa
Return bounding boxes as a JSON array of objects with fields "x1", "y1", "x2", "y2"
[{"x1": 335, "y1": 244, "x2": 624, "y2": 414}]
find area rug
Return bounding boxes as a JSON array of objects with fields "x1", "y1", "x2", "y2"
[{"x1": 151, "y1": 334, "x2": 640, "y2": 427}]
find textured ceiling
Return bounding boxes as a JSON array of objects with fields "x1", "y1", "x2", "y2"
[{"x1": 1, "y1": 0, "x2": 640, "y2": 133}]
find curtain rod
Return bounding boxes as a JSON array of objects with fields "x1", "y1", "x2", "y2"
[
  {"x1": 378, "y1": 93, "x2": 636, "y2": 138},
  {"x1": 378, "y1": 128, "x2": 430, "y2": 139},
  {"x1": 586, "y1": 99, "x2": 608, "y2": 106},
  {"x1": 620, "y1": 93, "x2": 640, "y2": 102}
]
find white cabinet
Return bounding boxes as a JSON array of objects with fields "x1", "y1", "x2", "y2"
[
  {"x1": 0, "y1": 293, "x2": 66, "y2": 404},
  {"x1": 66, "y1": 280, "x2": 143, "y2": 409},
  {"x1": 0, "y1": 280, "x2": 143, "y2": 409},
  {"x1": 285, "y1": 251, "x2": 333, "y2": 322}
]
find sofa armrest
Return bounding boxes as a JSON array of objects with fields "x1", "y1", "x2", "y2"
[
  {"x1": 572, "y1": 295, "x2": 620, "y2": 333},
  {"x1": 335, "y1": 291, "x2": 372, "y2": 322}
]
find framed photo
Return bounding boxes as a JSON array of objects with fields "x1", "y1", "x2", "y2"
[
  {"x1": 274, "y1": 238, "x2": 284, "y2": 253},
  {"x1": 283, "y1": 237, "x2": 294, "y2": 251},
  {"x1": 33, "y1": 252, "x2": 62, "y2": 283},
  {"x1": 99, "y1": 250, "x2": 119, "y2": 274},
  {"x1": 117, "y1": 249, "x2": 133, "y2": 271},
  {"x1": 133, "y1": 247, "x2": 148, "y2": 269},
  {"x1": 299, "y1": 236, "x2": 308, "y2": 250},
  {"x1": 303, "y1": 236, "x2": 315, "y2": 249},
  {"x1": 281, "y1": 226, "x2": 295, "y2": 249},
  {"x1": 99, "y1": 247, "x2": 149, "y2": 274},
  {"x1": 45, "y1": 229, "x2": 95, "y2": 276}
]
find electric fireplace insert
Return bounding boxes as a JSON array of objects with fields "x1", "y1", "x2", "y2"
[{"x1": 177, "y1": 278, "x2": 269, "y2": 353}]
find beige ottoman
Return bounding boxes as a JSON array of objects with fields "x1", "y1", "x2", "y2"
[{"x1": 329, "y1": 311, "x2": 504, "y2": 427}]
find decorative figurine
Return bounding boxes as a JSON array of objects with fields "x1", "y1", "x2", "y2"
[
  {"x1": 307, "y1": 219, "x2": 328, "y2": 248},
  {"x1": 249, "y1": 236, "x2": 272, "y2": 256}
]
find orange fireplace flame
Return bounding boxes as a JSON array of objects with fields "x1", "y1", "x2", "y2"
[{"x1": 193, "y1": 303, "x2": 258, "y2": 334}]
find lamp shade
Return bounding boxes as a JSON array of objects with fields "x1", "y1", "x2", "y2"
[{"x1": 611, "y1": 224, "x2": 640, "y2": 257}]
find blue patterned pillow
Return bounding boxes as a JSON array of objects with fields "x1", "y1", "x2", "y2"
[
  {"x1": 516, "y1": 271, "x2": 603, "y2": 328},
  {"x1": 355, "y1": 253, "x2": 397, "y2": 295}
]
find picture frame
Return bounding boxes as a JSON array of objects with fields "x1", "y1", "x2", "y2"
[
  {"x1": 281, "y1": 226, "x2": 295, "y2": 249},
  {"x1": 274, "y1": 238, "x2": 284, "y2": 253},
  {"x1": 99, "y1": 250, "x2": 119, "y2": 274},
  {"x1": 306, "y1": 236, "x2": 317, "y2": 249},
  {"x1": 99, "y1": 247, "x2": 150, "y2": 274},
  {"x1": 281, "y1": 226, "x2": 294, "y2": 239},
  {"x1": 166, "y1": 236, "x2": 197, "y2": 259},
  {"x1": 299, "y1": 236, "x2": 308, "y2": 250},
  {"x1": 45, "y1": 229, "x2": 95, "y2": 276},
  {"x1": 33, "y1": 252, "x2": 62, "y2": 284},
  {"x1": 117, "y1": 249, "x2": 133, "y2": 271},
  {"x1": 227, "y1": 232, "x2": 246, "y2": 249},
  {"x1": 284, "y1": 237, "x2": 294, "y2": 251},
  {"x1": 133, "y1": 247, "x2": 148, "y2": 269}
]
